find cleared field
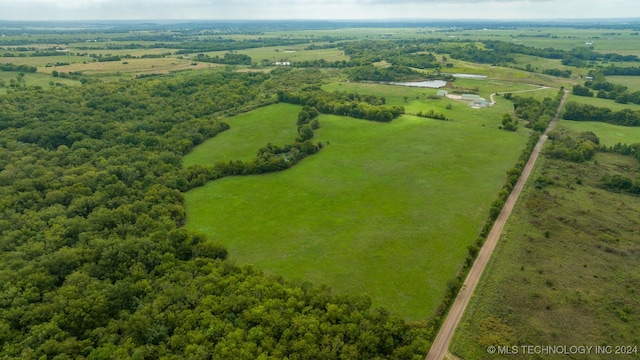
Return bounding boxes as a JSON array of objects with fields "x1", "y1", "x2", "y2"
[
  {"x1": 0, "y1": 55, "x2": 88, "y2": 67},
  {"x1": 0, "y1": 71, "x2": 79, "y2": 93},
  {"x1": 56, "y1": 57, "x2": 216, "y2": 77},
  {"x1": 567, "y1": 94, "x2": 640, "y2": 112},
  {"x1": 558, "y1": 120, "x2": 640, "y2": 146},
  {"x1": 184, "y1": 104, "x2": 530, "y2": 320},
  {"x1": 183, "y1": 103, "x2": 301, "y2": 167},
  {"x1": 201, "y1": 46, "x2": 348, "y2": 64},
  {"x1": 450, "y1": 151, "x2": 640, "y2": 359},
  {"x1": 606, "y1": 75, "x2": 640, "y2": 92}
]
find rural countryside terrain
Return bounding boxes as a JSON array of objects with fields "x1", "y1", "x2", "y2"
[{"x1": 0, "y1": 18, "x2": 639, "y2": 359}]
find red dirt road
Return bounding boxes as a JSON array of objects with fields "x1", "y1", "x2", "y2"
[{"x1": 425, "y1": 90, "x2": 569, "y2": 360}]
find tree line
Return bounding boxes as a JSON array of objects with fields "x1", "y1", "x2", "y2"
[
  {"x1": 277, "y1": 89, "x2": 405, "y2": 122},
  {"x1": 563, "y1": 102, "x2": 640, "y2": 126}
]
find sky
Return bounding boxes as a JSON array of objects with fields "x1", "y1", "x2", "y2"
[{"x1": 1, "y1": 0, "x2": 639, "y2": 21}]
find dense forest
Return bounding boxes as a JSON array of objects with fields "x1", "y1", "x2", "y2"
[{"x1": 0, "y1": 70, "x2": 430, "y2": 358}]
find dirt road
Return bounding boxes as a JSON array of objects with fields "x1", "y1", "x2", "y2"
[{"x1": 425, "y1": 89, "x2": 569, "y2": 360}]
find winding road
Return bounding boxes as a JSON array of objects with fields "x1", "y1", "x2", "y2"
[{"x1": 425, "y1": 89, "x2": 569, "y2": 360}]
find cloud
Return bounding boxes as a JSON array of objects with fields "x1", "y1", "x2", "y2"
[{"x1": 0, "y1": 0, "x2": 637, "y2": 20}]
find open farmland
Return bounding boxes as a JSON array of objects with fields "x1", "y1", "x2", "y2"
[
  {"x1": 185, "y1": 105, "x2": 530, "y2": 320},
  {"x1": 558, "y1": 120, "x2": 640, "y2": 146}
]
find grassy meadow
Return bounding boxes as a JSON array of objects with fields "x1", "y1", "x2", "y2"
[
  {"x1": 566, "y1": 94, "x2": 640, "y2": 112},
  {"x1": 450, "y1": 150, "x2": 640, "y2": 359},
  {"x1": 184, "y1": 104, "x2": 530, "y2": 320},
  {"x1": 558, "y1": 120, "x2": 640, "y2": 147},
  {"x1": 183, "y1": 103, "x2": 302, "y2": 167}
]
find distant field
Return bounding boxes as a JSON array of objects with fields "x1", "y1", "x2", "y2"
[
  {"x1": 322, "y1": 80, "x2": 559, "y2": 127},
  {"x1": 566, "y1": 94, "x2": 640, "y2": 112},
  {"x1": 183, "y1": 103, "x2": 301, "y2": 167},
  {"x1": 202, "y1": 46, "x2": 348, "y2": 64},
  {"x1": 185, "y1": 104, "x2": 530, "y2": 320},
  {"x1": 451, "y1": 151, "x2": 640, "y2": 359},
  {"x1": 606, "y1": 75, "x2": 640, "y2": 92},
  {"x1": 58, "y1": 57, "x2": 215, "y2": 77},
  {"x1": 558, "y1": 120, "x2": 640, "y2": 146},
  {"x1": 0, "y1": 71, "x2": 79, "y2": 93}
]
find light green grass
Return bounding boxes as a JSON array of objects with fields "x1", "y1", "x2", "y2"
[
  {"x1": 606, "y1": 76, "x2": 640, "y2": 92},
  {"x1": 322, "y1": 80, "x2": 559, "y2": 127},
  {"x1": 567, "y1": 94, "x2": 640, "y2": 112},
  {"x1": 558, "y1": 120, "x2": 640, "y2": 146},
  {"x1": 0, "y1": 71, "x2": 80, "y2": 92},
  {"x1": 202, "y1": 46, "x2": 348, "y2": 64},
  {"x1": 185, "y1": 106, "x2": 530, "y2": 320},
  {"x1": 183, "y1": 103, "x2": 301, "y2": 167}
]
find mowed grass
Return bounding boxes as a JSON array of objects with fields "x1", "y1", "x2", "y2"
[
  {"x1": 184, "y1": 104, "x2": 530, "y2": 320},
  {"x1": 451, "y1": 151, "x2": 640, "y2": 359},
  {"x1": 183, "y1": 103, "x2": 301, "y2": 167},
  {"x1": 558, "y1": 120, "x2": 640, "y2": 146}
]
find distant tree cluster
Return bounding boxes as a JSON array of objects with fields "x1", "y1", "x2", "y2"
[
  {"x1": 194, "y1": 52, "x2": 252, "y2": 65},
  {"x1": 579, "y1": 73, "x2": 640, "y2": 105},
  {"x1": 546, "y1": 129, "x2": 600, "y2": 162},
  {"x1": 542, "y1": 68, "x2": 572, "y2": 78},
  {"x1": 563, "y1": 102, "x2": 640, "y2": 126},
  {"x1": 600, "y1": 143, "x2": 640, "y2": 195},
  {"x1": 601, "y1": 65, "x2": 640, "y2": 76},
  {"x1": 500, "y1": 113, "x2": 519, "y2": 131},
  {"x1": 509, "y1": 90, "x2": 564, "y2": 132},
  {"x1": 0, "y1": 63, "x2": 37, "y2": 73},
  {"x1": 278, "y1": 89, "x2": 404, "y2": 122},
  {"x1": 341, "y1": 39, "x2": 440, "y2": 69},
  {"x1": 348, "y1": 65, "x2": 428, "y2": 82},
  {"x1": 415, "y1": 109, "x2": 447, "y2": 121}
]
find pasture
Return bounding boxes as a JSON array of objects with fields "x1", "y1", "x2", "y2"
[
  {"x1": 567, "y1": 94, "x2": 640, "y2": 112},
  {"x1": 183, "y1": 103, "x2": 302, "y2": 167},
  {"x1": 322, "y1": 79, "x2": 559, "y2": 127},
  {"x1": 558, "y1": 120, "x2": 640, "y2": 146},
  {"x1": 184, "y1": 104, "x2": 530, "y2": 320},
  {"x1": 451, "y1": 151, "x2": 640, "y2": 359},
  {"x1": 0, "y1": 71, "x2": 79, "y2": 93}
]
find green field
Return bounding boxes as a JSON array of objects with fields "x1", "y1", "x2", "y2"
[
  {"x1": 183, "y1": 103, "x2": 301, "y2": 167},
  {"x1": 451, "y1": 151, "x2": 640, "y2": 359},
  {"x1": 566, "y1": 94, "x2": 640, "y2": 112},
  {"x1": 0, "y1": 71, "x2": 79, "y2": 93},
  {"x1": 323, "y1": 80, "x2": 560, "y2": 127},
  {"x1": 184, "y1": 104, "x2": 530, "y2": 320},
  {"x1": 202, "y1": 46, "x2": 349, "y2": 65},
  {"x1": 558, "y1": 120, "x2": 640, "y2": 146},
  {"x1": 606, "y1": 75, "x2": 640, "y2": 92}
]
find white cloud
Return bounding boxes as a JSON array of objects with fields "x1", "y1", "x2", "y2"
[{"x1": 0, "y1": 0, "x2": 638, "y2": 20}]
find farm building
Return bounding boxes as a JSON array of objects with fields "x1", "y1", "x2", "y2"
[
  {"x1": 470, "y1": 99, "x2": 490, "y2": 108},
  {"x1": 461, "y1": 94, "x2": 481, "y2": 101},
  {"x1": 274, "y1": 61, "x2": 291, "y2": 66}
]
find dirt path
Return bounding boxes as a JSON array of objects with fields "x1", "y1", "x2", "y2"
[{"x1": 425, "y1": 89, "x2": 569, "y2": 360}]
